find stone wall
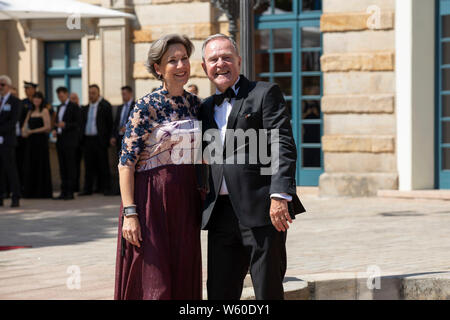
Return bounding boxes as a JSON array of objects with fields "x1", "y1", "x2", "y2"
[
  {"x1": 130, "y1": 0, "x2": 228, "y2": 99},
  {"x1": 319, "y1": 0, "x2": 398, "y2": 196}
]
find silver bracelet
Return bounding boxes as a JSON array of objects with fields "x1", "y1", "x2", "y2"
[{"x1": 123, "y1": 205, "x2": 138, "y2": 217}]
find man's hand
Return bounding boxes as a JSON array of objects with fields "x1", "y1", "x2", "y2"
[
  {"x1": 57, "y1": 121, "x2": 65, "y2": 128},
  {"x1": 110, "y1": 137, "x2": 116, "y2": 146},
  {"x1": 122, "y1": 216, "x2": 142, "y2": 247},
  {"x1": 119, "y1": 126, "x2": 126, "y2": 135},
  {"x1": 270, "y1": 198, "x2": 292, "y2": 232}
]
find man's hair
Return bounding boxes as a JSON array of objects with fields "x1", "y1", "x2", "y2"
[
  {"x1": 121, "y1": 85, "x2": 133, "y2": 92},
  {"x1": 56, "y1": 86, "x2": 69, "y2": 94},
  {"x1": 202, "y1": 34, "x2": 239, "y2": 61},
  {"x1": 187, "y1": 84, "x2": 198, "y2": 90},
  {"x1": 89, "y1": 84, "x2": 100, "y2": 91},
  {"x1": 0, "y1": 75, "x2": 12, "y2": 86}
]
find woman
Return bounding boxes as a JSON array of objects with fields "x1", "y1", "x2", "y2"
[
  {"x1": 114, "y1": 34, "x2": 203, "y2": 300},
  {"x1": 21, "y1": 91, "x2": 53, "y2": 198}
]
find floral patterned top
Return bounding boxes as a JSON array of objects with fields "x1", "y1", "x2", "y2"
[{"x1": 118, "y1": 86, "x2": 202, "y2": 172}]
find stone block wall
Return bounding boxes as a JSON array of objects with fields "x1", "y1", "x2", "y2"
[
  {"x1": 130, "y1": 0, "x2": 227, "y2": 99},
  {"x1": 319, "y1": 0, "x2": 398, "y2": 196}
]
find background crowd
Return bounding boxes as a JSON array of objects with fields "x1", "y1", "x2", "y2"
[{"x1": 0, "y1": 73, "x2": 199, "y2": 207}]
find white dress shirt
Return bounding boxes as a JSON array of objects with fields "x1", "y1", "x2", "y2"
[
  {"x1": 85, "y1": 97, "x2": 101, "y2": 136},
  {"x1": 213, "y1": 77, "x2": 292, "y2": 202},
  {"x1": 57, "y1": 98, "x2": 69, "y2": 134},
  {"x1": 119, "y1": 98, "x2": 133, "y2": 130}
]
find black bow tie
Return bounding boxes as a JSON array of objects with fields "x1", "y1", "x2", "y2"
[{"x1": 214, "y1": 87, "x2": 236, "y2": 106}]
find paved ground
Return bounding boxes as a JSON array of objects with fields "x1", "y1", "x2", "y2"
[{"x1": 0, "y1": 188, "x2": 449, "y2": 299}]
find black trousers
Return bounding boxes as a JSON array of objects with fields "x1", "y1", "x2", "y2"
[
  {"x1": 56, "y1": 140, "x2": 77, "y2": 195},
  {"x1": 0, "y1": 146, "x2": 21, "y2": 200},
  {"x1": 207, "y1": 195, "x2": 287, "y2": 300},
  {"x1": 82, "y1": 136, "x2": 111, "y2": 193}
]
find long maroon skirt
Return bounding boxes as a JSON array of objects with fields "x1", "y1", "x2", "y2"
[{"x1": 114, "y1": 164, "x2": 202, "y2": 300}]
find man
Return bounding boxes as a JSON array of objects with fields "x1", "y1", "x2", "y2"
[
  {"x1": 199, "y1": 34, "x2": 305, "y2": 300},
  {"x1": 68, "y1": 92, "x2": 82, "y2": 192},
  {"x1": 69, "y1": 92, "x2": 80, "y2": 106},
  {"x1": 187, "y1": 83, "x2": 199, "y2": 96},
  {"x1": 0, "y1": 75, "x2": 22, "y2": 207},
  {"x1": 17, "y1": 81, "x2": 37, "y2": 192},
  {"x1": 110, "y1": 85, "x2": 134, "y2": 195},
  {"x1": 79, "y1": 84, "x2": 113, "y2": 196},
  {"x1": 53, "y1": 87, "x2": 81, "y2": 200},
  {"x1": 110, "y1": 86, "x2": 134, "y2": 154}
]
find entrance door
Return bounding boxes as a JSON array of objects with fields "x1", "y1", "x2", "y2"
[
  {"x1": 437, "y1": 0, "x2": 450, "y2": 188},
  {"x1": 255, "y1": 0, "x2": 323, "y2": 186}
]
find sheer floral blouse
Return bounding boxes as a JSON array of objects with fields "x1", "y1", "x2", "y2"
[{"x1": 118, "y1": 87, "x2": 201, "y2": 172}]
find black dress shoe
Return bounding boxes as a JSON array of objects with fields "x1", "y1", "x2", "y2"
[
  {"x1": 53, "y1": 194, "x2": 66, "y2": 200},
  {"x1": 78, "y1": 191, "x2": 92, "y2": 196},
  {"x1": 11, "y1": 199, "x2": 20, "y2": 207},
  {"x1": 64, "y1": 194, "x2": 75, "y2": 200}
]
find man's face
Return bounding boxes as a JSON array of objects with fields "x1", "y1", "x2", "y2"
[
  {"x1": 88, "y1": 87, "x2": 100, "y2": 103},
  {"x1": 25, "y1": 86, "x2": 36, "y2": 98},
  {"x1": 0, "y1": 80, "x2": 10, "y2": 96},
  {"x1": 57, "y1": 91, "x2": 68, "y2": 104},
  {"x1": 69, "y1": 93, "x2": 79, "y2": 105},
  {"x1": 202, "y1": 38, "x2": 241, "y2": 92},
  {"x1": 121, "y1": 89, "x2": 132, "y2": 103}
]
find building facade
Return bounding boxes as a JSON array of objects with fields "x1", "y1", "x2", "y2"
[{"x1": 0, "y1": 0, "x2": 448, "y2": 196}]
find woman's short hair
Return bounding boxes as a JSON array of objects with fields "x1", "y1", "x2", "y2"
[{"x1": 145, "y1": 34, "x2": 194, "y2": 80}]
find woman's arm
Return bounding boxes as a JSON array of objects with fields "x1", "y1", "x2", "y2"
[{"x1": 21, "y1": 111, "x2": 30, "y2": 137}]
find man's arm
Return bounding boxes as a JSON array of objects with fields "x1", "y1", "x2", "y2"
[
  {"x1": 261, "y1": 84, "x2": 297, "y2": 196},
  {"x1": 0, "y1": 98, "x2": 21, "y2": 135}
]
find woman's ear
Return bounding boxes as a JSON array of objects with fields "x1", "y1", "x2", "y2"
[{"x1": 154, "y1": 63, "x2": 162, "y2": 79}]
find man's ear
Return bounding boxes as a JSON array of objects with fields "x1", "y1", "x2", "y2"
[{"x1": 201, "y1": 61, "x2": 208, "y2": 76}]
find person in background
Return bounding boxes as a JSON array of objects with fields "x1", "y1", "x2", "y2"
[
  {"x1": 21, "y1": 91, "x2": 53, "y2": 199},
  {"x1": 187, "y1": 83, "x2": 199, "y2": 96},
  {"x1": 52, "y1": 87, "x2": 81, "y2": 200},
  {"x1": 110, "y1": 86, "x2": 135, "y2": 195},
  {"x1": 10, "y1": 87, "x2": 18, "y2": 97},
  {"x1": 0, "y1": 75, "x2": 22, "y2": 207},
  {"x1": 69, "y1": 92, "x2": 82, "y2": 192},
  {"x1": 110, "y1": 86, "x2": 134, "y2": 154},
  {"x1": 79, "y1": 84, "x2": 114, "y2": 196},
  {"x1": 69, "y1": 92, "x2": 80, "y2": 106},
  {"x1": 17, "y1": 81, "x2": 38, "y2": 194}
]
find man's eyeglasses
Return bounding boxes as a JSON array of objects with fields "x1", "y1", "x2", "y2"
[{"x1": 0, "y1": 83, "x2": 6, "y2": 87}]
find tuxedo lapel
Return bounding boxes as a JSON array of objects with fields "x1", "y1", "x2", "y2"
[{"x1": 226, "y1": 75, "x2": 249, "y2": 131}]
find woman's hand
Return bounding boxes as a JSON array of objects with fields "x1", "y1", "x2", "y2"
[{"x1": 122, "y1": 216, "x2": 142, "y2": 247}]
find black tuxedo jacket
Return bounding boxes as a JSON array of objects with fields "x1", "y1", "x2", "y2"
[
  {"x1": 55, "y1": 101, "x2": 81, "y2": 148},
  {"x1": 112, "y1": 100, "x2": 134, "y2": 141},
  {"x1": 0, "y1": 94, "x2": 22, "y2": 147},
  {"x1": 80, "y1": 98, "x2": 113, "y2": 147},
  {"x1": 198, "y1": 75, "x2": 305, "y2": 229}
]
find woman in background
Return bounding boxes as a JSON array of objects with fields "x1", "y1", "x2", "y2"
[{"x1": 21, "y1": 91, "x2": 53, "y2": 198}]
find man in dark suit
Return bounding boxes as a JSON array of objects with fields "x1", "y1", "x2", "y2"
[
  {"x1": 110, "y1": 86, "x2": 134, "y2": 155},
  {"x1": 199, "y1": 34, "x2": 305, "y2": 300},
  {"x1": 110, "y1": 86, "x2": 134, "y2": 195},
  {"x1": 53, "y1": 86, "x2": 81, "y2": 200},
  {"x1": 69, "y1": 92, "x2": 82, "y2": 193},
  {"x1": 0, "y1": 75, "x2": 22, "y2": 207},
  {"x1": 79, "y1": 84, "x2": 113, "y2": 196}
]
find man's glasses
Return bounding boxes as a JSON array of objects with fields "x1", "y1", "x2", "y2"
[{"x1": 0, "y1": 83, "x2": 6, "y2": 87}]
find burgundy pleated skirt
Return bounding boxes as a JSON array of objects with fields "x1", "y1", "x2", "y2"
[{"x1": 114, "y1": 164, "x2": 202, "y2": 300}]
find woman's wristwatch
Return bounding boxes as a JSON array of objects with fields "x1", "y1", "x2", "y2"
[{"x1": 123, "y1": 205, "x2": 138, "y2": 217}]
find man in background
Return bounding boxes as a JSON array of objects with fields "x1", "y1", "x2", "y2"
[
  {"x1": 79, "y1": 84, "x2": 113, "y2": 196},
  {"x1": 0, "y1": 75, "x2": 22, "y2": 207},
  {"x1": 69, "y1": 92, "x2": 82, "y2": 192},
  {"x1": 53, "y1": 87, "x2": 81, "y2": 200},
  {"x1": 110, "y1": 85, "x2": 134, "y2": 195}
]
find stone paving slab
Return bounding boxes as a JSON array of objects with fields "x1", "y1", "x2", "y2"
[{"x1": 0, "y1": 189, "x2": 449, "y2": 300}]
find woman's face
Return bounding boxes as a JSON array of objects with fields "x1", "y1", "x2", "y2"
[
  {"x1": 32, "y1": 96, "x2": 42, "y2": 108},
  {"x1": 154, "y1": 43, "x2": 190, "y2": 89}
]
